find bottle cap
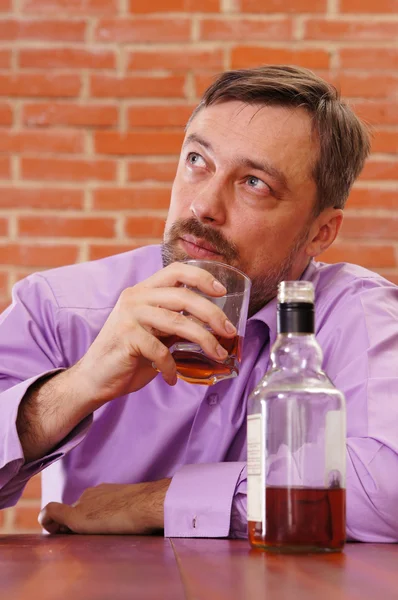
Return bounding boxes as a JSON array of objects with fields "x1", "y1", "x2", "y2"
[{"x1": 278, "y1": 281, "x2": 314, "y2": 304}]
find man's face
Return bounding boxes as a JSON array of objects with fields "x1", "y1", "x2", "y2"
[{"x1": 163, "y1": 100, "x2": 319, "y2": 314}]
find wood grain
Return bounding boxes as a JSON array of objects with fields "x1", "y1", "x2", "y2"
[
  {"x1": 0, "y1": 535, "x2": 185, "y2": 600},
  {"x1": 1, "y1": 535, "x2": 398, "y2": 600},
  {"x1": 171, "y1": 539, "x2": 398, "y2": 600}
]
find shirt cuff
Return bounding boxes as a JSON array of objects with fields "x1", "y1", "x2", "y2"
[{"x1": 164, "y1": 462, "x2": 246, "y2": 538}]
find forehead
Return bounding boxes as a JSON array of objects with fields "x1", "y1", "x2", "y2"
[{"x1": 186, "y1": 101, "x2": 318, "y2": 186}]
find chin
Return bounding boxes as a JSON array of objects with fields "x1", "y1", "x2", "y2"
[{"x1": 161, "y1": 241, "x2": 187, "y2": 267}]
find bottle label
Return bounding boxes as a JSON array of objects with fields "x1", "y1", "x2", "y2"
[{"x1": 247, "y1": 414, "x2": 264, "y2": 523}]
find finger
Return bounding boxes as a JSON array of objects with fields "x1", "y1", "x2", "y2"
[
  {"x1": 127, "y1": 327, "x2": 177, "y2": 386},
  {"x1": 139, "y1": 262, "x2": 227, "y2": 297},
  {"x1": 38, "y1": 502, "x2": 76, "y2": 534},
  {"x1": 137, "y1": 306, "x2": 229, "y2": 363},
  {"x1": 139, "y1": 287, "x2": 236, "y2": 339}
]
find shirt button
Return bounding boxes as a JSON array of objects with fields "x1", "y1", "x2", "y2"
[{"x1": 207, "y1": 393, "x2": 219, "y2": 406}]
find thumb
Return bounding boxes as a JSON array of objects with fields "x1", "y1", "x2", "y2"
[{"x1": 38, "y1": 502, "x2": 75, "y2": 534}]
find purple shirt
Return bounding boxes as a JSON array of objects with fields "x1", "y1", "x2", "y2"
[{"x1": 0, "y1": 245, "x2": 398, "y2": 542}]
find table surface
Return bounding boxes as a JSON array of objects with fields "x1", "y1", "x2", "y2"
[{"x1": 1, "y1": 535, "x2": 398, "y2": 600}]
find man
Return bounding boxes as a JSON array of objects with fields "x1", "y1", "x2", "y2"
[{"x1": 0, "y1": 65, "x2": 397, "y2": 541}]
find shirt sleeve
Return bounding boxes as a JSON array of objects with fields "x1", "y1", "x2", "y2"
[
  {"x1": 0, "y1": 274, "x2": 92, "y2": 509},
  {"x1": 164, "y1": 462, "x2": 246, "y2": 538}
]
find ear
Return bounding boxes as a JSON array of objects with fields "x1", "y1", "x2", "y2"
[{"x1": 305, "y1": 208, "x2": 343, "y2": 258}]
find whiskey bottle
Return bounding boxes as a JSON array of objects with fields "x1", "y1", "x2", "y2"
[{"x1": 247, "y1": 281, "x2": 346, "y2": 553}]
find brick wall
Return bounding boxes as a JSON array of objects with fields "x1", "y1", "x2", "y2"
[{"x1": 0, "y1": 0, "x2": 397, "y2": 533}]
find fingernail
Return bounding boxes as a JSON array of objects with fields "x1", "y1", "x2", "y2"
[
  {"x1": 225, "y1": 320, "x2": 236, "y2": 334},
  {"x1": 213, "y1": 279, "x2": 227, "y2": 294},
  {"x1": 217, "y1": 344, "x2": 228, "y2": 358}
]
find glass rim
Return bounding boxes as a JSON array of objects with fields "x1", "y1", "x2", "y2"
[{"x1": 182, "y1": 258, "x2": 252, "y2": 288}]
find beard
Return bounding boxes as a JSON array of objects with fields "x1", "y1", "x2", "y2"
[{"x1": 162, "y1": 217, "x2": 309, "y2": 317}]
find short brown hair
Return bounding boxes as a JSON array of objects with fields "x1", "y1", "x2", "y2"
[{"x1": 190, "y1": 65, "x2": 371, "y2": 215}]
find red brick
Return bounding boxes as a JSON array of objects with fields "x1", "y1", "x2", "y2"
[
  {"x1": 0, "y1": 187, "x2": 83, "y2": 209},
  {"x1": 0, "y1": 103, "x2": 12, "y2": 125},
  {"x1": 127, "y1": 104, "x2": 194, "y2": 128},
  {"x1": 95, "y1": 131, "x2": 183, "y2": 155},
  {"x1": 21, "y1": 157, "x2": 117, "y2": 182},
  {"x1": 13, "y1": 506, "x2": 41, "y2": 532},
  {"x1": 0, "y1": 131, "x2": 84, "y2": 154},
  {"x1": 90, "y1": 74, "x2": 186, "y2": 98},
  {"x1": 337, "y1": 74, "x2": 398, "y2": 99},
  {"x1": 372, "y1": 130, "x2": 398, "y2": 154},
  {"x1": 23, "y1": 0, "x2": 118, "y2": 14},
  {"x1": 0, "y1": 0, "x2": 11, "y2": 10},
  {"x1": 340, "y1": 48, "x2": 398, "y2": 70},
  {"x1": 0, "y1": 157, "x2": 11, "y2": 178},
  {"x1": 19, "y1": 216, "x2": 115, "y2": 239},
  {"x1": 0, "y1": 293, "x2": 10, "y2": 310},
  {"x1": 128, "y1": 0, "x2": 218, "y2": 12},
  {"x1": 200, "y1": 17, "x2": 292, "y2": 41},
  {"x1": 0, "y1": 219, "x2": 8, "y2": 236},
  {"x1": 0, "y1": 50, "x2": 11, "y2": 68},
  {"x1": 194, "y1": 72, "x2": 219, "y2": 97},
  {"x1": 21, "y1": 475, "x2": 41, "y2": 500},
  {"x1": 127, "y1": 160, "x2": 178, "y2": 182},
  {"x1": 95, "y1": 18, "x2": 190, "y2": 43},
  {"x1": 340, "y1": 0, "x2": 398, "y2": 12},
  {"x1": 347, "y1": 188, "x2": 398, "y2": 210},
  {"x1": 0, "y1": 19, "x2": 86, "y2": 41},
  {"x1": 89, "y1": 243, "x2": 141, "y2": 261},
  {"x1": 341, "y1": 214, "x2": 398, "y2": 240},
  {"x1": 0, "y1": 74, "x2": 81, "y2": 98},
  {"x1": 319, "y1": 243, "x2": 396, "y2": 269},
  {"x1": 240, "y1": 0, "x2": 326, "y2": 12},
  {"x1": 0, "y1": 243, "x2": 79, "y2": 267},
  {"x1": 23, "y1": 103, "x2": 118, "y2": 127},
  {"x1": 19, "y1": 48, "x2": 116, "y2": 70},
  {"x1": 304, "y1": 18, "x2": 398, "y2": 41},
  {"x1": 128, "y1": 49, "x2": 224, "y2": 71},
  {"x1": 93, "y1": 187, "x2": 171, "y2": 210},
  {"x1": 125, "y1": 216, "x2": 165, "y2": 238},
  {"x1": 353, "y1": 102, "x2": 398, "y2": 126},
  {"x1": 0, "y1": 271, "x2": 8, "y2": 295},
  {"x1": 0, "y1": 509, "x2": 4, "y2": 529},
  {"x1": 360, "y1": 159, "x2": 398, "y2": 181},
  {"x1": 231, "y1": 47, "x2": 330, "y2": 70}
]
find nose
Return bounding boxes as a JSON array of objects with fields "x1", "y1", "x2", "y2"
[{"x1": 189, "y1": 177, "x2": 227, "y2": 225}]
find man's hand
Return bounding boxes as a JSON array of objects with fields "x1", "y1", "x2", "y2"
[
  {"x1": 38, "y1": 479, "x2": 171, "y2": 535},
  {"x1": 74, "y1": 261, "x2": 234, "y2": 410}
]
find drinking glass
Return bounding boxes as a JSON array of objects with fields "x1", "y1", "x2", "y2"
[{"x1": 164, "y1": 259, "x2": 251, "y2": 385}]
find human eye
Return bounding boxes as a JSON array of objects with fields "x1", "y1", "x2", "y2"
[
  {"x1": 186, "y1": 152, "x2": 206, "y2": 168},
  {"x1": 245, "y1": 176, "x2": 270, "y2": 192}
]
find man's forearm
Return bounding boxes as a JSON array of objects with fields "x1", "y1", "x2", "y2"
[{"x1": 16, "y1": 364, "x2": 96, "y2": 463}]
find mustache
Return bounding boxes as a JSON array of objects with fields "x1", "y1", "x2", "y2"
[{"x1": 165, "y1": 218, "x2": 239, "y2": 262}]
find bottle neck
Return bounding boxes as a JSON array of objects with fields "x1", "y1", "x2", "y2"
[
  {"x1": 278, "y1": 302, "x2": 314, "y2": 334},
  {"x1": 273, "y1": 302, "x2": 322, "y2": 372}
]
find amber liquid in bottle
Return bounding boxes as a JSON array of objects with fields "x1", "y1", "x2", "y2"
[
  {"x1": 249, "y1": 486, "x2": 346, "y2": 553},
  {"x1": 163, "y1": 334, "x2": 242, "y2": 385}
]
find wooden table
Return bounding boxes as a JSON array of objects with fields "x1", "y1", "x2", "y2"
[{"x1": 1, "y1": 535, "x2": 397, "y2": 600}]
